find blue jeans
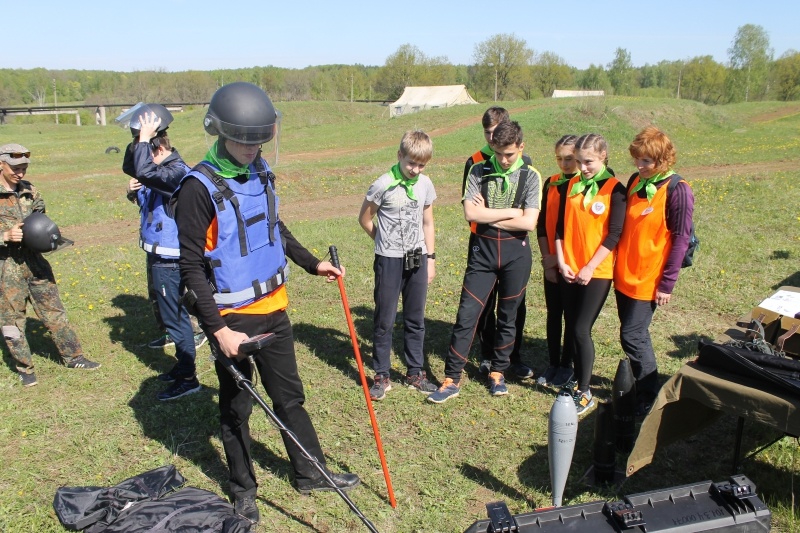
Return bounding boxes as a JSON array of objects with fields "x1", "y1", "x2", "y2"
[{"x1": 150, "y1": 257, "x2": 196, "y2": 378}]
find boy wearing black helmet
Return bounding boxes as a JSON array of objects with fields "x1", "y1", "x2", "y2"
[
  {"x1": 0, "y1": 143, "x2": 100, "y2": 387},
  {"x1": 173, "y1": 82, "x2": 360, "y2": 524},
  {"x1": 121, "y1": 105, "x2": 204, "y2": 401}
]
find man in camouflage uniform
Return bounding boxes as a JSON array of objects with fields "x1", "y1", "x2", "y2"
[{"x1": 0, "y1": 143, "x2": 100, "y2": 387}]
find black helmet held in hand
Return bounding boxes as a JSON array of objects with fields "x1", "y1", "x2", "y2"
[
  {"x1": 128, "y1": 103, "x2": 174, "y2": 138},
  {"x1": 204, "y1": 82, "x2": 278, "y2": 145},
  {"x1": 21, "y1": 212, "x2": 73, "y2": 253}
]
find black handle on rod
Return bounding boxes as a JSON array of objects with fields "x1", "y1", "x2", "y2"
[{"x1": 329, "y1": 245, "x2": 341, "y2": 270}]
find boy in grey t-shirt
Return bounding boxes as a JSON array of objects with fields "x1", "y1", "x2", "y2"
[{"x1": 358, "y1": 131, "x2": 437, "y2": 400}]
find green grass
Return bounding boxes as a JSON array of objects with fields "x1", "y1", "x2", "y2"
[{"x1": 1, "y1": 97, "x2": 799, "y2": 532}]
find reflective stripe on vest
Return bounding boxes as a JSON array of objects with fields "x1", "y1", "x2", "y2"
[{"x1": 139, "y1": 239, "x2": 181, "y2": 257}]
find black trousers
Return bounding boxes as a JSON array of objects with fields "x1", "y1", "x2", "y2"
[
  {"x1": 615, "y1": 290, "x2": 659, "y2": 401},
  {"x1": 559, "y1": 277, "x2": 612, "y2": 392},
  {"x1": 209, "y1": 310, "x2": 325, "y2": 498},
  {"x1": 445, "y1": 231, "x2": 531, "y2": 379},
  {"x1": 476, "y1": 288, "x2": 526, "y2": 364},
  {"x1": 544, "y1": 278, "x2": 571, "y2": 368},
  {"x1": 372, "y1": 254, "x2": 428, "y2": 376}
]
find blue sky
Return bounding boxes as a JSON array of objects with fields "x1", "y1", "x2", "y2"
[{"x1": 11, "y1": 1, "x2": 798, "y2": 72}]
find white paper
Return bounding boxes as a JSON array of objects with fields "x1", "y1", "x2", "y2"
[{"x1": 758, "y1": 290, "x2": 800, "y2": 317}]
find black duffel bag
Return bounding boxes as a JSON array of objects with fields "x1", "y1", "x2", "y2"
[
  {"x1": 53, "y1": 465, "x2": 251, "y2": 533},
  {"x1": 696, "y1": 340, "x2": 800, "y2": 397}
]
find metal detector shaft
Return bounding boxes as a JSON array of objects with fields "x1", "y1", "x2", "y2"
[
  {"x1": 217, "y1": 352, "x2": 379, "y2": 533},
  {"x1": 329, "y1": 245, "x2": 397, "y2": 509}
]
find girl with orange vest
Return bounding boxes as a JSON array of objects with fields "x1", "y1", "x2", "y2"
[
  {"x1": 536, "y1": 135, "x2": 579, "y2": 388},
  {"x1": 555, "y1": 133, "x2": 626, "y2": 416},
  {"x1": 614, "y1": 127, "x2": 694, "y2": 416}
]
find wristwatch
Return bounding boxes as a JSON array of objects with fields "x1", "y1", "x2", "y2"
[{"x1": 427, "y1": 253, "x2": 436, "y2": 260}]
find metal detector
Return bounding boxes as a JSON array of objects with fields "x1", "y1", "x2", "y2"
[{"x1": 216, "y1": 334, "x2": 380, "y2": 532}]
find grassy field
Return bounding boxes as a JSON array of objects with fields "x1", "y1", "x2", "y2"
[{"x1": 1, "y1": 97, "x2": 799, "y2": 532}]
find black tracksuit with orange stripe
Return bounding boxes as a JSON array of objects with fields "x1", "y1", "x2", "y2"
[
  {"x1": 444, "y1": 159, "x2": 542, "y2": 379},
  {"x1": 462, "y1": 148, "x2": 534, "y2": 363}
]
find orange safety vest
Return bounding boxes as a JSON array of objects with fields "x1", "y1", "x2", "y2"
[
  {"x1": 561, "y1": 175, "x2": 619, "y2": 280},
  {"x1": 466, "y1": 150, "x2": 487, "y2": 234},
  {"x1": 614, "y1": 176, "x2": 677, "y2": 301},
  {"x1": 544, "y1": 174, "x2": 563, "y2": 255}
]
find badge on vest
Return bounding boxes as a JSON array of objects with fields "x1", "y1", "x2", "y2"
[
  {"x1": 591, "y1": 201, "x2": 606, "y2": 215},
  {"x1": 641, "y1": 206, "x2": 654, "y2": 216}
]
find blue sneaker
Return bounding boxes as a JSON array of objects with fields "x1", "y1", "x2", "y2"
[
  {"x1": 536, "y1": 366, "x2": 557, "y2": 386},
  {"x1": 194, "y1": 333, "x2": 208, "y2": 349},
  {"x1": 488, "y1": 372, "x2": 508, "y2": 396},
  {"x1": 551, "y1": 367, "x2": 575, "y2": 388},
  {"x1": 427, "y1": 378, "x2": 461, "y2": 404}
]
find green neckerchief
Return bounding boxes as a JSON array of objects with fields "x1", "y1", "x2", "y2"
[
  {"x1": 387, "y1": 163, "x2": 418, "y2": 201},
  {"x1": 480, "y1": 144, "x2": 494, "y2": 157},
  {"x1": 549, "y1": 172, "x2": 577, "y2": 188},
  {"x1": 204, "y1": 140, "x2": 251, "y2": 179},
  {"x1": 569, "y1": 165, "x2": 612, "y2": 207},
  {"x1": 629, "y1": 170, "x2": 675, "y2": 202},
  {"x1": 486, "y1": 153, "x2": 525, "y2": 193}
]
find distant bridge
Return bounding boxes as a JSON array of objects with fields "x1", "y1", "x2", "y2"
[{"x1": 0, "y1": 102, "x2": 209, "y2": 125}]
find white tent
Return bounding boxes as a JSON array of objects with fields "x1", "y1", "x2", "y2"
[
  {"x1": 389, "y1": 85, "x2": 478, "y2": 118},
  {"x1": 552, "y1": 89, "x2": 605, "y2": 98}
]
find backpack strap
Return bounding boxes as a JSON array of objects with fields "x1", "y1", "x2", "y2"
[
  {"x1": 193, "y1": 163, "x2": 249, "y2": 257},
  {"x1": 511, "y1": 165, "x2": 534, "y2": 209},
  {"x1": 253, "y1": 155, "x2": 278, "y2": 244}
]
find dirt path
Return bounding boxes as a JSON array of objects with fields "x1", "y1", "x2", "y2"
[
  {"x1": 747, "y1": 105, "x2": 800, "y2": 123},
  {"x1": 65, "y1": 157, "x2": 793, "y2": 248}
]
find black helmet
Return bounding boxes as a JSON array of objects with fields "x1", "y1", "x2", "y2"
[
  {"x1": 22, "y1": 212, "x2": 73, "y2": 253},
  {"x1": 204, "y1": 82, "x2": 277, "y2": 145},
  {"x1": 129, "y1": 102, "x2": 173, "y2": 137}
]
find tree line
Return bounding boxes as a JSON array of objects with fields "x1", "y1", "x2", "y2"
[{"x1": 1, "y1": 24, "x2": 797, "y2": 111}]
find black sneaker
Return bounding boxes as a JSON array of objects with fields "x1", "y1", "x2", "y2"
[
  {"x1": 295, "y1": 472, "x2": 361, "y2": 495},
  {"x1": 509, "y1": 362, "x2": 534, "y2": 380},
  {"x1": 147, "y1": 334, "x2": 174, "y2": 349},
  {"x1": 66, "y1": 356, "x2": 101, "y2": 370},
  {"x1": 369, "y1": 374, "x2": 391, "y2": 401},
  {"x1": 19, "y1": 371, "x2": 38, "y2": 387},
  {"x1": 157, "y1": 377, "x2": 201, "y2": 401},
  {"x1": 157, "y1": 369, "x2": 178, "y2": 383},
  {"x1": 234, "y1": 495, "x2": 260, "y2": 523},
  {"x1": 635, "y1": 400, "x2": 653, "y2": 418},
  {"x1": 478, "y1": 359, "x2": 491, "y2": 375},
  {"x1": 406, "y1": 371, "x2": 437, "y2": 394}
]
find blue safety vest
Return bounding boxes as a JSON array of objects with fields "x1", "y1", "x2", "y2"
[
  {"x1": 137, "y1": 163, "x2": 190, "y2": 258},
  {"x1": 183, "y1": 160, "x2": 288, "y2": 310}
]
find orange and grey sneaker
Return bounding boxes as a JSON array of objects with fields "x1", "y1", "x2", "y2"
[
  {"x1": 574, "y1": 389, "x2": 595, "y2": 417},
  {"x1": 427, "y1": 377, "x2": 461, "y2": 404},
  {"x1": 488, "y1": 371, "x2": 508, "y2": 396}
]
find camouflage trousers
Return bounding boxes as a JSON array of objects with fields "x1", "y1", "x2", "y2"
[{"x1": 0, "y1": 255, "x2": 84, "y2": 373}]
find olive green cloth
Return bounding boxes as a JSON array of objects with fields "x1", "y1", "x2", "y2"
[{"x1": 626, "y1": 361, "x2": 800, "y2": 476}]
